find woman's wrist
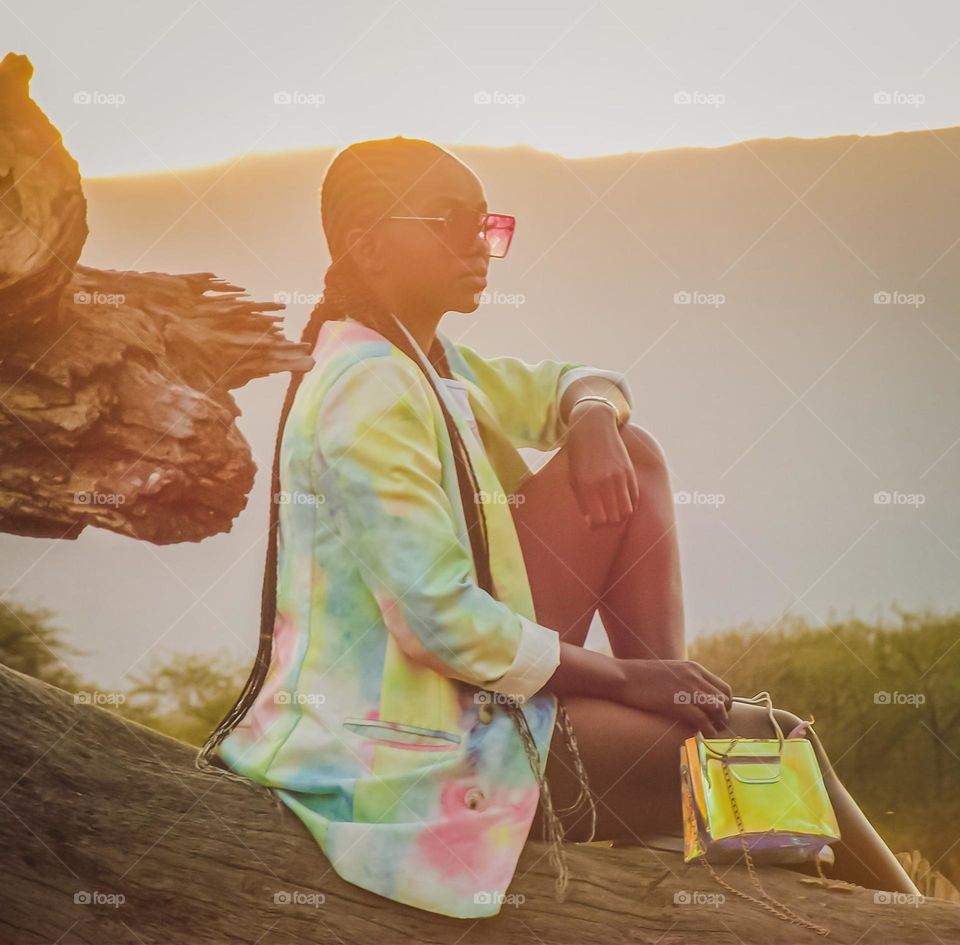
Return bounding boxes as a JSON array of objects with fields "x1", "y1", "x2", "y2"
[
  {"x1": 544, "y1": 642, "x2": 629, "y2": 702},
  {"x1": 567, "y1": 398, "x2": 624, "y2": 431}
]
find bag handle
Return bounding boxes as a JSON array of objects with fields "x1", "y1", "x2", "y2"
[{"x1": 730, "y1": 691, "x2": 785, "y2": 751}]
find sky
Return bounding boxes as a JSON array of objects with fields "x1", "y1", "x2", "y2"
[
  {"x1": 3, "y1": 2, "x2": 960, "y2": 688},
  {"x1": 5, "y1": 0, "x2": 960, "y2": 177}
]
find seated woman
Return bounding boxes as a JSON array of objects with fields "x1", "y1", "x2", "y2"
[{"x1": 196, "y1": 135, "x2": 920, "y2": 920}]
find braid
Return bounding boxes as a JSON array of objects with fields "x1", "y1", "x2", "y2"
[{"x1": 196, "y1": 136, "x2": 597, "y2": 901}]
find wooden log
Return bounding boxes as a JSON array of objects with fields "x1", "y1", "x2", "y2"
[
  {"x1": 0, "y1": 51, "x2": 314, "y2": 543},
  {"x1": 1, "y1": 664, "x2": 958, "y2": 944}
]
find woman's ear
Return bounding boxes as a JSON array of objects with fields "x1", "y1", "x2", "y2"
[{"x1": 341, "y1": 223, "x2": 388, "y2": 276}]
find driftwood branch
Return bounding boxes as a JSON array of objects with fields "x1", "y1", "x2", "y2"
[
  {"x1": 0, "y1": 51, "x2": 314, "y2": 544},
  {"x1": 2, "y1": 664, "x2": 959, "y2": 944}
]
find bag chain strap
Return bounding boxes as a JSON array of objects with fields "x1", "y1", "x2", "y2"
[{"x1": 697, "y1": 733, "x2": 832, "y2": 937}]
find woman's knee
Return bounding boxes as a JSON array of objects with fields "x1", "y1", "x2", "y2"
[
  {"x1": 727, "y1": 701, "x2": 805, "y2": 738},
  {"x1": 620, "y1": 423, "x2": 669, "y2": 471}
]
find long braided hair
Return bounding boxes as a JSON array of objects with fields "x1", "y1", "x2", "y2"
[{"x1": 196, "y1": 137, "x2": 596, "y2": 898}]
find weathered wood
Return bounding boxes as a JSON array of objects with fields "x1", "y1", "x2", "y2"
[
  {"x1": 1, "y1": 665, "x2": 958, "y2": 944},
  {"x1": 0, "y1": 51, "x2": 314, "y2": 543}
]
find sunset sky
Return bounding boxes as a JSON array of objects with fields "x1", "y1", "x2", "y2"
[
  {"x1": 3, "y1": 3, "x2": 960, "y2": 688},
  {"x1": 6, "y1": 0, "x2": 960, "y2": 177}
]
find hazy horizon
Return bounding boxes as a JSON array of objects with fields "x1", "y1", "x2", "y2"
[{"x1": 4, "y1": 123, "x2": 960, "y2": 690}]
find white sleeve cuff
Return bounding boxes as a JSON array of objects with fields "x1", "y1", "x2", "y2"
[
  {"x1": 557, "y1": 366, "x2": 634, "y2": 412},
  {"x1": 483, "y1": 616, "x2": 561, "y2": 701}
]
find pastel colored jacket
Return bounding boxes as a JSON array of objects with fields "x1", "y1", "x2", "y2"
[{"x1": 216, "y1": 314, "x2": 633, "y2": 918}]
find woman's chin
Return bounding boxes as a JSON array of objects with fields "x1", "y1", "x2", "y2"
[{"x1": 449, "y1": 285, "x2": 487, "y2": 313}]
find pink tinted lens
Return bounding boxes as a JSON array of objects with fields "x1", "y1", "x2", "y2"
[{"x1": 482, "y1": 213, "x2": 515, "y2": 258}]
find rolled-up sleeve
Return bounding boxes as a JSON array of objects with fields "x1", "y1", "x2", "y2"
[
  {"x1": 452, "y1": 341, "x2": 634, "y2": 451},
  {"x1": 310, "y1": 354, "x2": 560, "y2": 701}
]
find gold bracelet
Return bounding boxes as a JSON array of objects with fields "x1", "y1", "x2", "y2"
[{"x1": 571, "y1": 394, "x2": 625, "y2": 424}]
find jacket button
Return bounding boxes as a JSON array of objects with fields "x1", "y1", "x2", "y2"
[
  {"x1": 464, "y1": 787, "x2": 486, "y2": 810},
  {"x1": 478, "y1": 702, "x2": 495, "y2": 724}
]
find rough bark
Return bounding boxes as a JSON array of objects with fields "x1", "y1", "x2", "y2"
[
  {"x1": 2, "y1": 664, "x2": 959, "y2": 945},
  {"x1": 0, "y1": 51, "x2": 314, "y2": 544}
]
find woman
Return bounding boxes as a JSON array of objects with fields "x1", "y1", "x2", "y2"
[{"x1": 197, "y1": 135, "x2": 920, "y2": 919}]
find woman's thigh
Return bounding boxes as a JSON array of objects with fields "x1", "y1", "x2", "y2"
[{"x1": 510, "y1": 445, "x2": 625, "y2": 645}]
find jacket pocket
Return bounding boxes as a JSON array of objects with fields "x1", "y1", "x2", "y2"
[{"x1": 340, "y1": 717, "x2": 462, "y2": 751}]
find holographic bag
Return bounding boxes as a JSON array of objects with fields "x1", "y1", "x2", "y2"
[{"x1": 679, "y1": 691, "x2": 841, "y2": 936}]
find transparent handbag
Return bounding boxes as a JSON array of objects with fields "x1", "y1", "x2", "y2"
[{"x1": 679, "y1": 691, "x2": 841, "y2": 936}]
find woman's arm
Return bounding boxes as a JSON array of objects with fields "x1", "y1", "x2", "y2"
[
  {"x1": 545, "y1": 642, "x2": 733, "y2": 735},
  {"x1": 449, "y1": 339, "x2": 633, "y2": 451},
  {"x1": 311, "y1": 353, "x2": 562, "y2": 702}
]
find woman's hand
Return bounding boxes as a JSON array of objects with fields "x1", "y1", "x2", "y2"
[
  {"x1": 566, "y1": 403, "x2": 639, "y2": 526},
  {"x1": 616, "y1": 658, "x2": 733, "y2": 736}
]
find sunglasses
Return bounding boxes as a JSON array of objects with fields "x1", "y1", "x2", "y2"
[{"x1": 387, "y1": 208, "x2": 516, "y2": 258}]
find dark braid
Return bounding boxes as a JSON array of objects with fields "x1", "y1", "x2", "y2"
[{"x1": 195, "y1": 137, "x2": 596, "y2": 901}]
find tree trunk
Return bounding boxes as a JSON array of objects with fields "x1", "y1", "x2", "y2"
[
  {"x1": 0, "y1": 51, "x2": 314, "y2": 544},
  {"x1": 2, "y1": 665, "x2": 959, "y2": 944}
]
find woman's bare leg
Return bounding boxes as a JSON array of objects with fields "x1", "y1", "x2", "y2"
[
  {"x1": 513, "y1": 429, "x2": 920, "y2": 895},
  {"x1": 510, "y1": 423, "x2": 685, "y2": 659}
]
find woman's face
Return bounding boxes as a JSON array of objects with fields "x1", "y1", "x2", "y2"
[{"x1": 356, "y1": 157, "x2": 493, "y2": 317}]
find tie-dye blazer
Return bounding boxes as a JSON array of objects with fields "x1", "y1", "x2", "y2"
[{"x1": 216, "y1": 315, "x2": 633, "y2": 918}]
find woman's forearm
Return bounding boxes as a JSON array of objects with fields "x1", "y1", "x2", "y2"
[{"x1": 543, "y1": 641, "x2": 627, "y2": 701}]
